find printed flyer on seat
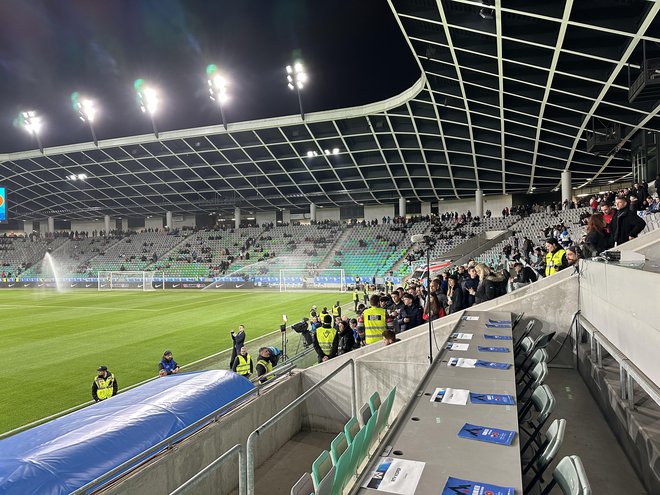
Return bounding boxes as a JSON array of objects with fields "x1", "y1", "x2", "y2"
[
  {"x1": 363, "y1": 457, "x2": 425, "y2": 494},
  {"x1": 441, "y1": 476, "x2": 514, "y2": 495}
]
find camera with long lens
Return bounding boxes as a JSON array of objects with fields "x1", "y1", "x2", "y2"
[{"x1": 291, "y1": 318, "x2": 313, "y2": 346}]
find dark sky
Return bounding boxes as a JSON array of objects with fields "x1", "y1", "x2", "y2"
[{"x1": 0, "y1": 0, "x2": 419, "y2": 153}]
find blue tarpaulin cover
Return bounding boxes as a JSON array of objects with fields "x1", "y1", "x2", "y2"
[{"x1": 0, "y1": 370, "x2": 254, "y2": 495}]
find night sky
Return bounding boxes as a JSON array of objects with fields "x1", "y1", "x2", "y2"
[{"x1": 0, "y1": 0, "x2": 419, "y2": 152}]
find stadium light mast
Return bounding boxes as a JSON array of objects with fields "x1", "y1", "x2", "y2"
[
  {"x1": 15, "y1": 110, "x2": 43, "y2": 153},
  {"x1": 206, "y1": 64, "x2": 230, "y2": 130},
  {"x1": 134, "y1": 79, "x2": 160, "y2": 138},
  {"x1": 71, "y1": 92, "x2": 98, "y2": 146},
  {"x1": 286, "y1": 61, "x2": 307, "y2": 120}
]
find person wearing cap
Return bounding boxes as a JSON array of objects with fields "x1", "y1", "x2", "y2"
[
  {"x1": 158, "y1": 350, "x2": 180, "y2": 377},
  {"x1": 398, "y1": 292, "x2": 422, "y2": 332},
  {"x1": 309, "y1": 305, "x2": 318, "y2": 321},
  {"x1": 611, "y1": 195, "x2": 646, "y2": 247},
  {"x1": 92, "y1": 365, "x2": 117, "y2": 402},
  {"x1": 313, "y1": 314, "x2": 339, "y2": 362},
  {"x1": 544, "y1": 238, "x2": 567, "y2": 277},
  {"x1": 255, "y1": 347, "x2": 273, "y2": 382}
]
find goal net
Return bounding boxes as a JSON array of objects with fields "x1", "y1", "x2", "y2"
[
  {"x1": 97, "y1": 271, "x2": 165, "y2": 291},
  {"x1": 279, "y1": 269, "x2": 346, "y2": 292}
]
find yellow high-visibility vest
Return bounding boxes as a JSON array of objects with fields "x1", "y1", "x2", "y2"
[
  {"x1": 256, "y1": 358, "x2": 273, "y2": 381},
  {"x1": 545, "y1": 249, "x2": 566, "y2": 276},
  {"x1": 362, "y1": 307, "x2": 386, "y2": 345},
  {"x1": 235, "y1": 354, "x2": 252, "y2": 376},
  {"x1": 317, "y1": 327, "x2": 337, "y2": 355},
  {"x1": 93, "y1": 375, "x2": 116, "y2": 400},
  {"x1": 332, "y1": 305, "x2": 340, "y2": 317}
]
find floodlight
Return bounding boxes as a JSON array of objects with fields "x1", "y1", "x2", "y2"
[
  {"x1": 332, "y1": 148, "x2": 339, "y2": 155},
  {"x1": 134, "y1": 79, "x2": 160, "y2": 137},
  {"x1": 71, "y1": 92, "x2": 99, "y2": 145},
  {"x1": 15, "y1": 110, "x2": 44, "y2": 153},
  {"x1": 324, "y1": 149, "x2": 331, "y2": 155},
  {"x1": 206, "y1": 64, "x2": 230, "y2": 129},
  {"x1": 285, "y1": 59, "x2": 307, "y2": 119}
]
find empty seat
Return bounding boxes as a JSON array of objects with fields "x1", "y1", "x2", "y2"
[
  {"x1": 344, "y1": 417, "x2": 360, "y2": 445},
  {"x1": 540, "y1": 455, "x2": 592, "y2": 495},
  {"x1": 359, "y1": 402, "x2": 372, "y2": 427},
  {"x1": 312, "y1": 450, "x2": 334, "y2": 495},
  {"x1": 519, "y1": 384, "x2": 556, "y2": 456},
  {"x1": 330, "y1": 432, "x2": 348, "y2": 465},
  {"x1": 518, "y1": 362, "x2": 548, "y2": 404},
  {"x1": 368, "y1": 391, "x2": 382, "y2": 414},
  {"x1": 291, "y1": 472, "x2": 314, "y2": 495},
  {"x1": 523, "y1": 419, "x2": 567, "y2": 493}
]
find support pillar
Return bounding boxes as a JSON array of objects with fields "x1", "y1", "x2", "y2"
[
  {"x1": 234, "y1": 207, "x2": 241, "y2": 229},
  {"x1": 47, "y1": 216, "x2": 55, "y2": 233},
  {"x1": 166, "y1": 211, "x2": 173, "y2": 229},
  {"x1": 23, "y1": 221, "x2": 33, "y2": 234},
  {"x1": 399, "y1": 197, "x2": 406, "y2": 218},
  {"x1": 475, "y1": 189, "x2": 484, "y2": 218},
  {"x1": 561, "y1": 171, "x2": 572, "y2": 209},
  {"x1": 421, "y1": 202, "x2": 431, "y2": 217},
  {"x1": 309, "y1": 203, "x2": 317, "y2": 222},
  {"x1": 104, "y1": 215, "x2": 111, "y2": 235}
]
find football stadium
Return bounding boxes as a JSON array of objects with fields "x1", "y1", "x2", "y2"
[{"x1": 0, "y1": 1, "x2": 659, "y2": 494}]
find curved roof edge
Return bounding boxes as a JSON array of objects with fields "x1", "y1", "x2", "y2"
[{"x1": 0, "y1": 75, "x2": 425, "y2": 162}]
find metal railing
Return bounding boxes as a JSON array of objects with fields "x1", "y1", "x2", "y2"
[
  {"x1": 70, "y1": 362, "x2": 297, "y2": 495},
  {"x1": 169, "y1": 444, "x2": 244, "y2": 495},
  {"x1": 245, "y1": 358, "x2": 358, "y2": 495},
  {"x1": 579, "y1": 315, "x2": 660, "y2": 410}
]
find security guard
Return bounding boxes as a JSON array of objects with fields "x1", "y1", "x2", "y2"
[
  {"x1": 332, "y1": 301, "x2": 342, "y2": 319},
  {"x1": 92, "y1": 365, "x2": 117, "y2": 402},
  {"x1": 255, "y1": 347, "x2": 274, "y2": 383},
  {"x1": 355, "y1": 275, "x2": 361, "y2": 287},
  {"x1": 232, "y1": 346, "x2": 253, "y2": 377},
  {"x1": 385, "y1": 277, "x2": 394, "y2": 294},
  {"x1": 309, "y1": 305, "x2": 318, "y2": 321},
  {"x1": 362, "y1": 294, "x2": 387, "y2": 345},
  {"x1": 352, "y1": 289, "x2": 360, "y2": 312},
  {"x1": 313, "y1": 315, "x2": 339, "y2": 362},
  {"x1": 362, "y1": 284, "x2": 369, "y2": 305},
  {"x1": 544, "y1": 238, "x2": 567, "y2": 277}
]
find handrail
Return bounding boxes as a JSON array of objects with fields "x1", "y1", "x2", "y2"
[
  {"x1": 245, "y1": 358, "x2": 358, "y2": 495},
  {"x1": 169, "y1": 444, "x2": 244, "y2": 495},
  {"x1": 69, "y1": 362, "x2": 295, "y2": 495}
]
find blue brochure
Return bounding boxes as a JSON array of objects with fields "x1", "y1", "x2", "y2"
[
  {"x1": 469, "y1": 393, "x2": 516, "y2": 405},
  {"x1": 458, "y1": 423, "x2": 516, "y2": 446},
  {"x1": 486, "y1": 323, "x2": 510, "y2": 329},
  {"x1": 478, "y1": 346, "x2": 510, "y2": 353},
  {"x1": 484, "y1": 334, "x2": 513, "y2": 340},
  {"x1": 488, "y1": 319, "x2": 512, "y2": 324},
  {"x1": 475, "y1": 360, "x2": 512, "y2": 370},
  {"x1": 442, "y1": 477, "x2": 514, "y2": 495}
]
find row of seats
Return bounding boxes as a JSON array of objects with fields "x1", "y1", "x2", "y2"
[
  {"x1": 513, "y1": 317, "x2": 591, "y2": 494},
  {"x1": 291, "y1": 387, "x2": 397, "y2": 495}
]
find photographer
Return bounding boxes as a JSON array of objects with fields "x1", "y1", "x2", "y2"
[
  {"x1": 229, "y1": 325, "x2": 246, "y2": 368},
  {"x1": 313, "y1": 315, "x2": 339, "y2": 363}
]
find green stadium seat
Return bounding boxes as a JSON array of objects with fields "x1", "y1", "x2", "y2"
[
  {"x1": 330, "y1": 431, "x2": 348, "y2": 465},
  {"x1": 311, "y1": 450, "x2": 334, "y2": 495},
  {"x1": 331, "y1": 443, "x2": 354, "y2": 495},
  {"x1": 368, "y1": 392, "x2": 381, "y2": 415},
  {"x1": 344, "y1": 417, "x2": 360, "y2": 445}
]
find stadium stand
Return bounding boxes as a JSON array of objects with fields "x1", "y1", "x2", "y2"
[{"x1": 0, "y1": 235, "x2": 68, "y2": 279}]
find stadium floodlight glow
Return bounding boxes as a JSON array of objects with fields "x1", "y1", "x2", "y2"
[
  {"x1": 285, "y1": 60, "x2": 307, "y2": 120},
  {"x1": 15, "y1": 110, "x2": 44, "y2": 153},
  {"x1": 71, "y1": 92, "x2": 99, "y2": 145},
  {"x1": 206, "y1": 64, "x2": 230, "y2": 130},
  {"x1": 324, "y1": 149, "x2": 331, "y2": 155},
  {"x1": 332, "y1": 148, "x2": 339, "y2": 155},
  {"x1": 134, "y1": 79, "x2": 160, "y2": 138}
]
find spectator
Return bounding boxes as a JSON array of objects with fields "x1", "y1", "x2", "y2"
[
  {"x1": 255, "y1": 347, "x2": 273, "y2": 382},
  {"x1": 229, "y1": 324, "x2": 246, "y2": 368},
  {"x1": 92, "y1": 365, "x2": 117, "y2": 402},
  {"x1": 313, "y1": 314, "x2": 339, "y2": 362},
  {"x1": 470, "y1": 264, "x2": 505, "y2": 304},
  {"x1": 337, "y1": 320, "x2": 355, "y2": 355},
  {"x1": 424, "y1": 291, "x2": 443, "y2": 321},
  {"x1": 398, "y1": 293, "x2": 422, "y2": 331},
  {"x1": 566, "y1": 246, "x2": 582, "y2": 272},
  {"x1": 158, "y1": 350, "x2": 180, "y2": 376},
  {"x1": 462, "y1": 267, "x2": 479, "y2": 308},
  {"x1": 511, "y1": 261, "x2": 537, "y2": 289},
  {"x1": 544, "y1": 238, "x2": 567, "y2": 277},
  {"x1": 584, "y1": 213, "x2": 609, "y2": 256},
  {"x1": 446, "y1": 274, "x2": 464, "y2": 314},
  {"x1": 382, "y1": 329, "x2": 401, "y2": 346},
  {"x1": 611, "y1": 196, "x2": 646, "y2": 246},
  {"x1": 231, "y1": 346, "x2": 253, "y2": 378}
]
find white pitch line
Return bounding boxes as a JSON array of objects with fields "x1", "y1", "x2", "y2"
[{"x1": 0, "y1": 303, "x2": 161, "y2": 312}]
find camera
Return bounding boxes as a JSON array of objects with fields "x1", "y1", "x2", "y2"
[
  {"x1": 291, "y1": 319, "x2": 313, "y2": 346},
  {"x1": 280, "y1": 324, "x2": 287, "y2": 332}
]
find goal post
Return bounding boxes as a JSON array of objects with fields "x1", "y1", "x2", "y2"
[
  {"x1": 97, "y1": 271, "x2": 165, "y2": 291},
  {"x1": 279, "y1": 268, "x2": 346, "y2": 292}
]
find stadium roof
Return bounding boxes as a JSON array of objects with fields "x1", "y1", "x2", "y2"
[{"x1": 1, "y1": 0, "x2": 659, "y2": 220}]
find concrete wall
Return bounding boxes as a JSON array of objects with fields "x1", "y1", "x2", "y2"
[
  {"x1": 70, "y1": 219, "x2": 106, "y2": 233},
  {"x1": 316, "y1": 208, "x2": 340, "y2": 222},
  {"x1": 437, "y1": 194, "x2": 512, "y2": 217},
  {"x1": 363, "y1": 205, "x2": 395, "y2": 222},
  {"x1": 172, "y1": 215, "x2": 195, "y2": 229},
  {"x1": 106, "y1": 375, "x2": 304, "y2": 495},
  {"x1": 145, "y1": 217, "x2": 164, "y2": 230},
  {"x1": 256, "y1": 211, "x2": 276, "y2": 225}
]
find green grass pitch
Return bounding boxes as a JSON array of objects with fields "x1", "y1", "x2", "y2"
[{"x1": 1, "y1": 289, "x2": 351, "y2": 434}]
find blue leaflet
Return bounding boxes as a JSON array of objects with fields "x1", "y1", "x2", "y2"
[
  {"x1": 475, "y1": 360, "x2": 511, "y2": 370},
  {"x1": 457, "y1": 423, "x2": 516, "y2": 446},
  {"x1": 469, "y1": 392, "x2": 516, "y2": 405},
  {"x1": 485, "y1": 323, "x2": 510, "y2": 328},
  {"x1": 442, "y1": 477, "x2": 514, "y2": 495},
  {"x1": 478, "y1": 346, "x2": 510, "y2": 353},
  {"x1": 484, "y1": 334, "x2": 513, "y2": 340},
  {"x1": 488, "y1": 319, "x2": 512, "y2": 324}
]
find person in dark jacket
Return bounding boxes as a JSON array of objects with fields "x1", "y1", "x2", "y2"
[
  {"x1": 313, "y1": 315, "x2": 339, "y2": 362},
  {"x1": 229, "y1": 325, "x2": 246, "y2": 367},
  {"x1": 336, "y1": 320, "x2": 355, "y2": 355},
  {"x1": 511, "y1": 262, "x2": 537, "y2": 289},
  {"x1": 462, "y1": 267, "x2": 479, "y2": 308},
  {"x1": 398, "y1": 293, "x2": 423, "y2": 331},
  {"x1": 446, "y1": 275, "x2": 463, "y2": 314},
  {"x1": 92, "y1": 366, "x2": 118, "y2": 402},
  {"x1": 584, "y1": 213, "x2": 610, "y2": 256},
  {"x1": 611, "y1": 196, "x2": 646, "y2": 246},
  {"x1": 470, "y1": 264, "x2": 505, "y2": 304}
]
